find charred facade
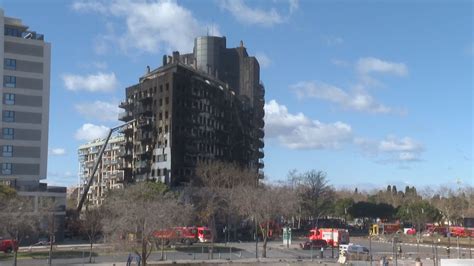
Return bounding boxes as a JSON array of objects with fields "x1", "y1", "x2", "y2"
[{"x1": 119, "y1": 36, "x2": 264, "y2": 186}]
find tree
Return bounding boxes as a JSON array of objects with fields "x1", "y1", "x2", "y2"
[
  {"x1": 191, "y1": 161, "x2": 257, "y2": 242},
  {"x1": 293, "y1": 170, "x2": 334, "y2": 223},
  {"x1": 234, "y1": 184, "x2": 297, "y2": 258},
  {"x1": 432, "y1": 187, "x2": 466, "y2": 226},
  {"x1": 38, "y1": 197, "x2": 60, "y2": 266},
  {"x1": 103, "y1": 182, "x2": 191, "y2": 265},
  {"x1": 80, "y1": 207, "x2": 104, "y2": 263},
  {"x1": 0, "y1": 184, "x2": 16, "y2": 201},
  {"x1": 0, "y1": 196, "x2": 39, "y2": 266},
  {"x1": 333, "y1": 198, "x2": 354, "y2": 220},
  {"x1": 396, "y1": 200, "x2": 442, "y2": 231},
  {"x1": 348, "y1": 201, "x2": 395, "y2": 219}
]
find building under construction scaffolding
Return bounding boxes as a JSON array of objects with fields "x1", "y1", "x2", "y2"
[{"x1": 118, "y1": 36, "x2": 265, "y2": 186}]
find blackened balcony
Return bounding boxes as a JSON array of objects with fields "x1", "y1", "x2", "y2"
[
  {"x1": 137, "y1": 118, "x2": 153, "y2": 128},
  {"x1": 138, "y1": 92, "x2": 153, "y2": 102},
  {"x1": 136, "y1": 148, "x2": 151, "y2": 157},
  {"x1": 135, "y1": 160, "x2": 148, "y2": 169},
  {"x1": 119, "y1": 100, "x2": 134, "y2": 109},
  {"x1": 136, "y1": 104, "x2": 153, "y2": 115},
  {"x1": 118, "y1": 111, "x2": 133, "y2": 122}
]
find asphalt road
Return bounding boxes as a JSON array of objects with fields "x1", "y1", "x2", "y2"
[{"x1": 2, "y1": 237, "x2": 473, "y2": 265}]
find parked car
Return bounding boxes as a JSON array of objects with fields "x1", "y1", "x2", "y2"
[
  {"x1": 300, "y1": 239, "x2": 328, "y2": 250},
  {"x1": 0, "y1": 237, "x2": 18, "y2": 253}
]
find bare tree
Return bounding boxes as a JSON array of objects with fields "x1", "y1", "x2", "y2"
[
  {"x1": 234, "y1": 184, "x2": 297, "y2": 258},
  {"x1": 80, "y1": 207, "x2": 104, "y2": 263},
  {"x1": 103, "y1": 182, "x2": 191, "y2": 265},
  {"x1": 38, "y1": 197, "x2": 59, "y2": 266},
  {"x1": 293, "y1": 170, "x2": 335, "y2": 224},
  {"x1": 191, "y1": 161, "x2": 257, "y2": 241},
  {"x1": 0, "y1": 196, "x2": 39, "y2": 266}
]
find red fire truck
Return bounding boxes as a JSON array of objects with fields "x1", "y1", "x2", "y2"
[
  {"x1": 449, "y1": 226, "x2": 474, "y2": 238},
  {"x1": 154, "y1": 226, "x2": 212, "y2": 245},
  {"x1": 197, "y1": 227, "x2": 212, "y2": 243},
  {"x1": 308, "y1": 228, "x2": 350, "y2": 247},
  {"x1": 0, "y1": 238, "x2": 18, "y2": 253},
  {"x1": 424, "y1": 224, "x2": 448, "y2": 237}
]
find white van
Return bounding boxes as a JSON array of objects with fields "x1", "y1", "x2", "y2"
[{"x1": 339, "y1": 244, "x2": 370, "y2": 261}]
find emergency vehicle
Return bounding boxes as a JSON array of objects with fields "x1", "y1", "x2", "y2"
[
  {"x1": 370, "y1": 223, "x2": 401, "y2": 235},
  {"x1": 154, "y1": 226, "x2": 212, "y2": 245},
  {"x1": 308, "y1": 228, "x2": 350, "y2": 247}
]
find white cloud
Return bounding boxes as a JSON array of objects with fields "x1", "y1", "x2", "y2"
[
  {"x1": 378, "y1": 136, "x2": 423, "y2": 153},
  {"x1": 331, "y1": 59, "x2": 350, "y2": 67},
  {"x1": 73, "y1": 0, "x2": 220, "y2": 54},
  {"x1": 255, "y1": 52, "x2": 272, "y2": 68},
  {"x1": 264, "y1": 100, "x2": 352, "y2": 149},
  {"x1": 92, "y1": 61, "x2": 108, "y2": 69},
  {"x1": 75, "y1": 100, "x2": 120, "y2": 122},
  {"x1": 289, "y1": 0, "x2": 299, "y2": 14},
  {"x1": 290, "y1": 81, "x2": 392, "y2": 114},
  {"x1": 50, "y1": 148, "x2": 67, "y2": 156},
  {"x1": 62, "y1": 72, "x2": 118, "y2": 92},
  {"x1": 355, "y1": 135, "x2": 424, "y2": 163},
  {"x1": 219, "y1": 0, "x2": 297, "y2": 27},
  {"x1": 322, "y1": 35, "x2": 344, "y2": 46},
  {"x1": 75, "y1": 123, "x2": 110, "y2": 141},
  {"x1": 356, "y1": 57, "x2": 408, "y2": 77}
]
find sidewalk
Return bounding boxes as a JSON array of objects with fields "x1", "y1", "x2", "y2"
[{"x1": 70, "y1": 257, "x2": 341, "y2": 266}]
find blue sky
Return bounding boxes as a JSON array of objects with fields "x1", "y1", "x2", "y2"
[{"x1": 1, "y1": 0, "x2": 472, "y2": 189}]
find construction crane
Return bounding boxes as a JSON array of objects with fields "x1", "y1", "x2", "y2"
[{"x1": 76, "y1": 118, "x2": 138, "y2": 212}]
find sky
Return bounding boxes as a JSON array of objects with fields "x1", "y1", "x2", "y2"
[{"x1": 1, "y1": 0, "x2": 472, "y2": 190}]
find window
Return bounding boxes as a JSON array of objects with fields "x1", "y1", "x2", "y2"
[
  {"x1": 4, "y1": 94, "x2": 15, "y2": 105},
  {"x1": 165, "y1": 83, "x2": 169, "y2": 91},
  {"x1": 4, "y1": 59, "x2": 16, "y2": 70},
  {"x1": 4, "y1": 27, "x2": 22, "y2": 37},
  {"x1": 159, "y1": 85, "x2": 163, "y2": 92},
  {"x1": 2, "y1": 111, "x2": 14, "y2": 122},
  {"x1": 165, "y1": 97, "x2": 169, "y2": 104},
  {"x1": 2, "y1": 163, "x2": 12, "y2": 175},
  {"x1": 2, "y1": 146, "x2": 12, "y2": 157},
  {"x1": 3, "y1": 128, "x2": 14, "y2": 139},
  {"x1": 159, "y1": 98, "x2": 163, "y2": 105},
  {"x1": 165, "y1": 111, "x2": 168, "y2": 119},
  {"x1": 3, "y1": 76, "x2": 16, "y2": 88}
]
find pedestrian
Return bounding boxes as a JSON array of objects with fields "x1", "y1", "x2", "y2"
[
  {"x1": 398, "y1": 245, "x2": 402, "y2": 256},
  {"x1": 136, "y1": 255, "x2": 141, "y2": 266},
  {"x1": 126, "y1": 253, "x2": 132, "y2": 266}
]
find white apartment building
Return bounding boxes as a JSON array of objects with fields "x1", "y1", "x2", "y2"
[
  {"x1": 0, "y1": 9, "x2": 50, "y2": 190},
  {"x1": 78, "y1": 135, "x2": 125, "y2": 207}
]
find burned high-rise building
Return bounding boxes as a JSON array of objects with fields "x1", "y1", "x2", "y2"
[{"x1": 119, "y1": 36, "x2": 264, "y2": 186}]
